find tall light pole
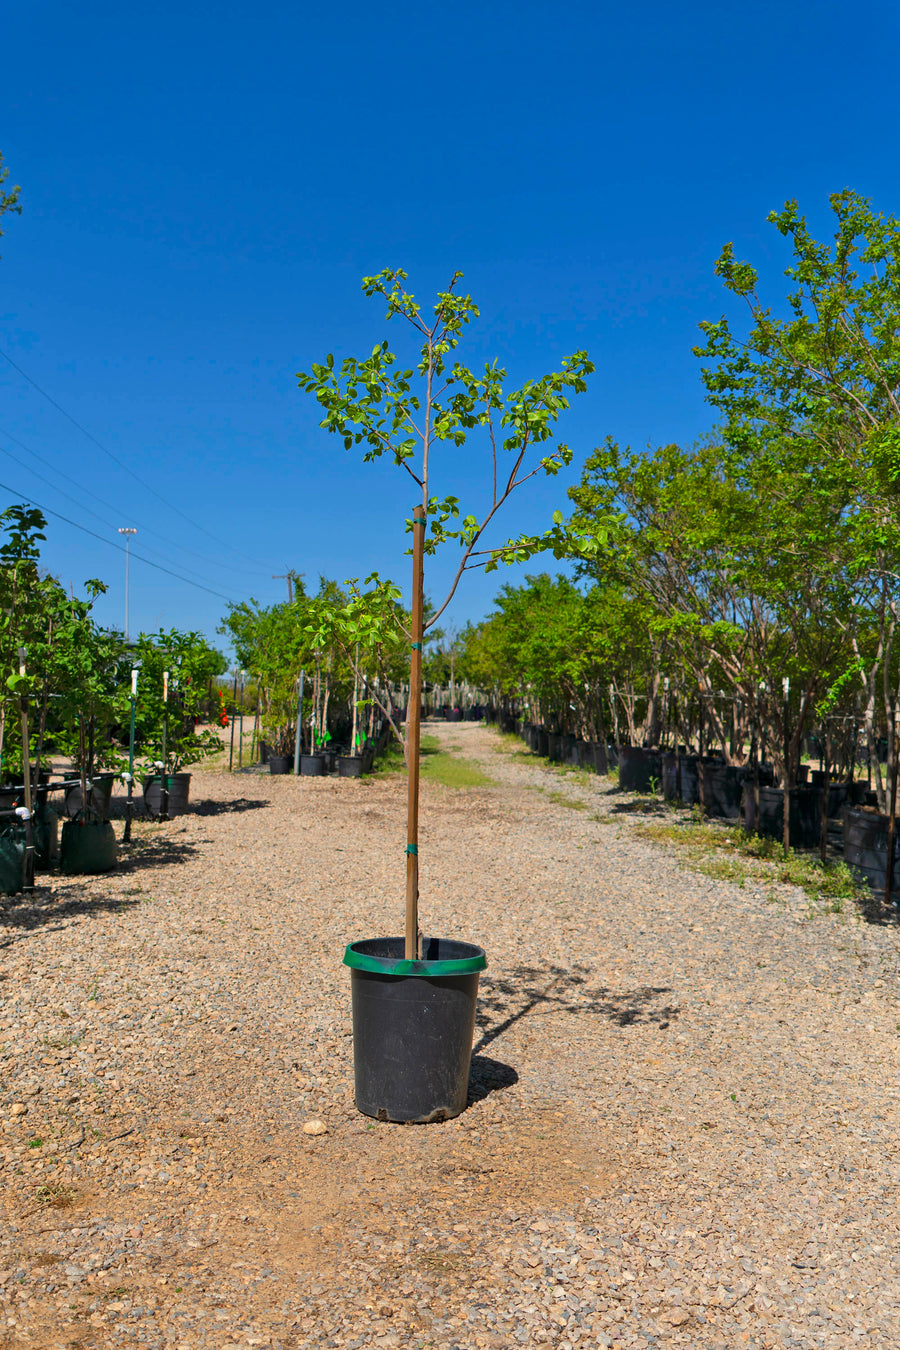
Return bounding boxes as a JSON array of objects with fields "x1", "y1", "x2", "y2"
[{"x1": 117, "y1": 528, "x2": 137, "y2": 638}]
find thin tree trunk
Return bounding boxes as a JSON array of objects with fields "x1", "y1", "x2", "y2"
[{"x1": 405, "y1": 504, "x2": 425, "y2": 960}]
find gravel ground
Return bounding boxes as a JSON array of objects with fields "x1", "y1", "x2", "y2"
[{"x1": 2, "y1": 719, "x2": 900, "y2": 1350}]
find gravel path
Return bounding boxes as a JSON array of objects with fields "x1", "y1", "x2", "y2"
[{"x1": 2, "y1": 719, "x2": 900, "y2": 1350}]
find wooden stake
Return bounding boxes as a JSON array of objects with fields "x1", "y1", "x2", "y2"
[
  {"x1": 782, "y1": 677, "x2": 791, "y2": 856},
  {"x1": 238, "y1": 673, "x2": 245, "y2": 769},
  {"x1": 124, "y1": 667, "x2": 138, "y2": 843},
  {"x1": 885, "y1": 694, "x2": 898, "y2": 909},
  {"x1": 405, "y1": 504, "x2": 425, "y2": 960},
  {"x1": 228, "y1": 671, "x2": 237, "y2": 771},
  {"x1": 161, "y1": 670, "x2": 170, "y2": 822},
  {"x1": 18, "y1": 648, "x2": 34, "y2": 894}
]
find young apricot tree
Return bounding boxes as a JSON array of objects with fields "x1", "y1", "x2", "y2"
[{"x1": 298, "y1": 269, "x2": 607, "y2": 958}]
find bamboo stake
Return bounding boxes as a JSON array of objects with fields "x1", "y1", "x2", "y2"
[
  {"x1": 238, "y1": 672, "x2": 245, "y2": 770},
  {"x1": 405, "y1": 504, "x2": 425, "y2": 961},
  {"x1": 160, "y1": 670, "x2": 169, "y2": 822},
  {"x1": 293, "y1": 670, "x2": 304, "y2": 775},
  {"x1": 885, "y1": 694, "x2": 898, "y2": 909},
  {"x1": 351, "y1": 645, "x2": 360, "y2": 753},
  {"x1": 18, "y1": 649, "x2": 34, "y2": 894},
  {"x1": 251, "y1": 677, "x2": 261, "y2": 764},
  {"x1": 124, "y1": 666, "x2": 138, "y2": 843},
  {"x1": 782, "y1": 677, "x2": 791, "y2": 856},
  {"x1": 228, "y1": 671, "x2": 237, "y2": 771}
]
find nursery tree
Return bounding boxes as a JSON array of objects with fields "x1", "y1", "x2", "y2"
[
  {"x1": 132, "y1": 630, "x2": 226, "y2": 773},
  {"x1": 298, "y1": 269, "x2": 606, "y2": 958},
  {"x1": 568, "y1": 437, "x2": 860, "y2": 778},
  {"x1": 223, "y1": 587, "x2": 313, "y2": 756},
  {"x1": 695, "y1": 190, "x2": 900, "y2": 793}
]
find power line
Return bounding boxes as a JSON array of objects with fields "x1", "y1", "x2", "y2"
[
  {"x1": 0, "y1": 475, "x2": 238, "y2": 602},
  {"x1": 0, "y1": 345, "x2": 279, "y2": 570},
  {"x1": 0, "y1": 422, "x2": 273, "y2": 577},
  {"x1": 0, "y1": 427, "x2": 258, "y2": 593}
]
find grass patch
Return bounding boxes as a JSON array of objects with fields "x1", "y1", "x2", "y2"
[
  {"x1": 372, "y1": 734, "x2": 494, "y2": 788},
  {"x1": 417, "y1": 1250, "x2": 468, "y2": 1272},
  {"x1": 634, "y1": 816, "x2": 868, "y2": 911},
  {"x1": 42, "y1": 1030, "x2": 84, "y2": 1051},
  {"x1": 547, "y1": 790, "x2": 589, "y2": 811},
  {"x1": 33, "y1": 1183, "x2": 80, "y2": 1211}
]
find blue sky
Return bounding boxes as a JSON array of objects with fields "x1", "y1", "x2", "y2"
[{"x1": 3, "y1": 0, "x2": 899, "y2": 655}]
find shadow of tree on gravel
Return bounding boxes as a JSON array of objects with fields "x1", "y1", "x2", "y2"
[
  {"x1": 473, "y1": 964, "x2": 679, "y2": 1054},
  {"x1": 109, "y1": 796, "x2": 270, "y2": 820},
  {"x1": 610, "y1": 797, "x2": 671, "y2": 816},
  {"x1": 467, "y1": 1054, "x2": 519, "y2": 1104},
  {"x1": 0, "y1": 888, "x2": 140, "y2": 942},
  {"x1": 119, "y1": 837, "x2": 200, "y2": 870},
  {"x1": 190, "y1": 797, "x2": 271, "y2": 817}
]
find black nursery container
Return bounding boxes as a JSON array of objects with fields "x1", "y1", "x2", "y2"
[
  {"x1": 33, "y1": 797, "x2": 60, "y2": 870},
  {"x1": 0, "y1": 820, "x2": 25, "y2": 895},
  {"x1": 679, "y1": 755, "x2": 700, "y2": 805},
  {"x1": 64, "y1": 773, "x2": 116, "y2": 820},
  {"x1": 143, "y1": 773, "x2": 192, "y2": 819},
  {"x1": 344, "y1": 937, "x2": 486, "y2": 1123},
  {"x1": 700, "y1": 760, "x2": 745, "y2": 819},
  {"x1": 661, "y1": 752, "x2": 680, "y2": 801},
  {"x1": 617, "y1": 745, "x2": 662, "y2": 793},
  {"x1": 742, "y1": 785, "x2": 820, "y2": 848},
  {"x1": 300, "y1": 754, "x2": 324, "y2": 776},
  {"x1": 843, "y1": 807, "x2": 900, "y2": 902},
  {"x1": 268, "y1": 755, "x2": 292, "y2": 775}
]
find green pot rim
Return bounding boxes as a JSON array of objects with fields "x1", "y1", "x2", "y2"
[{"x1": 343, "y1": 943, "x2": 487, "y2": 977}]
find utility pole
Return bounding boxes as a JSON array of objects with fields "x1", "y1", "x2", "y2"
[
  {"x1": 273, "y1": 572, "x2": 294, "y2": 603},
  {"x1": 118, "y1": 528, "x2": 137, "y2": 638}
]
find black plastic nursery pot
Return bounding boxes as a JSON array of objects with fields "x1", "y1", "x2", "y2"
[
  {"x1": 33, "y1": 798, "x2": 60, "y2": 870},
  {"x1": 344, "y1": 937, "x2": 487, "y2": 1123},
  {"x1": 300, "y1": 754, "x2": 324, "y2": 777},
  {"x1": 679, "y1": 755, "x2": 700, "y2": 805},
  {"x1": 268, "y1": 755, "x2": 292, "y2": 775},
  {"x1": 699, "y1": 760, "x2": 745, "y2": 820},
  {"x1": 60, "y1": 815, "x2": 118, "y2": 875},
  {"x1": 64, "y1": 773, "x2": 116, "y2": 820},
  {"x1": 617, "y1": 745, "x2": 662, "y2": 793},
  {"x1": 0, "y1": 821, "x2": 25, "y2": 895},
  {"x1": 661, "y1": 752, "x2": 680, "y2": 801},
  {"x1": 143, "y1": 773, "x2": 192, "y2": 819},
  {"x1": 741, "y1": 785, "x2": 820, "y2": 848},
  {"x1": 338, "y1": 755, "x2": 364, "y2": 778},
  {"x1": 576, "y1": 740, "x2": 595, "y2": 771},
  {"x1": 590, "y1": 741, "x2": 610, "y2": 774},
  {"x1": 843, "y1": 807, "x2": 900, "y2": 902},
  {"x1": 563, "y1": 736, "x2": 580, "y2": 767}
]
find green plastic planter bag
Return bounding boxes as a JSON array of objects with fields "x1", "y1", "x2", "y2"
[
  {"x1": 0, "y1": 820, "x2": 25, "y2": 895},
  {"x1": 60, "y1": 812, "x2": 118, "y2": 875}
]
